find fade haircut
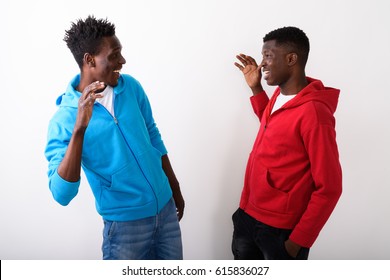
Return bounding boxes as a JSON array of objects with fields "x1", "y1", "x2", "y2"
[
  {"x1": 263, "y1": 26, "x2": 310, "y2": 66},
  {"x1": 64, "y1": 15, "x2": 116, "y2": 69}
]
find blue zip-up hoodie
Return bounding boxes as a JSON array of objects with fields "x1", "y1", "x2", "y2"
[{"x1": 45, "y1": 74, "x2": 172, "y2": 221}]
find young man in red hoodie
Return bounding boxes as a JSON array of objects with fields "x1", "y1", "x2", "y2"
[{"x1": 232, "y1": 26, "x2": 342, "y2": 260}]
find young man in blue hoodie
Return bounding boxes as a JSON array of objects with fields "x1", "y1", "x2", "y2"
[{"x1": 45, "y1": 15, "x2": 184, "y2": 260}]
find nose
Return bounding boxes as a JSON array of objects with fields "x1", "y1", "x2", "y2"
[
  {"x1": 260, "y1": 58, "x2": 266, "y2": 68},
  {"x1": 120, "y1": 54, "x2": 126, "y2": 65}
]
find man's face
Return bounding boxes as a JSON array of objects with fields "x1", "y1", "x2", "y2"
[
  {"x1": 260, "y1": 40, "x2": 291, "y2": 87},
  {"x1": 91, "y1": 35, "x2": 126, "y2": 87}
]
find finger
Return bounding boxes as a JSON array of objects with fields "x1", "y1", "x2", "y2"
[
  {"x1": 236, "y1": 54, "x2": 247, "y2": 65},
  {"x1": 79, "y1": 93, "x2": 95, "y2": 107},
  {"x1": 177, "y1": 209, "x2": 183, "y2": 221},
  {"x1": 88, "y1": 91, "x2": 103, "y2": 104},
  {"x1": 234, "y1": 62, "x2": 244, "y2": 71},
  {"x1": 91, "y1": 81, "x2": 105, "y2": 93},
  {"x1": 176, "y1": 204, "x2": 184, "y2": 220},
  {"x1": 82, "y1": 81, "x2": 105, "y2": 100},
  {"x1": 246, "y1": 56, "x2": 258, "y2": 66},
  {"x1": 90, "y1": 91, "x2": 104, "y2": 100},
  {"x1": 84, "y1": 93, "x2": 95, "y2": 106}
]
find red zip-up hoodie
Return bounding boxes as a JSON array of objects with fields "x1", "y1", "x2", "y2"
[{"x1": 240, "y1": 77, "x2": 342, "y2": 248}]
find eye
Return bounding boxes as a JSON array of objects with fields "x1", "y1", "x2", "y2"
[
  {"x1": 110, "y1": 51, "x2": 121, "y2": 59},
  {"x1": 262, "y1": 51, "x2": 271, "y2": 58}
]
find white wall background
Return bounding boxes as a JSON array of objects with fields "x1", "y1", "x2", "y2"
[{"x1": 1, "y1": 0, "x2": 389, "y2": 260}]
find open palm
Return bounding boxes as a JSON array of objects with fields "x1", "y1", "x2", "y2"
[{"x1": 234, "y1": 54, "x2": 262, "y2": 89}]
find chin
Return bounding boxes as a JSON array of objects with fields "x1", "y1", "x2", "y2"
[
  {"x1": 265, "y1": 78, "x2": 279, "y2": 87},
  {"x1": 106, "y1": 80, "x2": 119, "y2": 87},
  {"x1": 109, "y1": 76, "x2": 121, "y2": 87},
  {"x1": 266, "y1": 80, "x2": 275, "y2": 86}
]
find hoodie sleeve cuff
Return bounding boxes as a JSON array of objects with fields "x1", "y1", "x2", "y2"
[
  {"x1": 49, "y1": 170, "x2": 80, "y2": 206},
  {"x1": 150, "y1": 139, "x2": 168, "y2": 155},
  {"x1": 289, "y1": 228, "x2": 317, "y2": 248}
]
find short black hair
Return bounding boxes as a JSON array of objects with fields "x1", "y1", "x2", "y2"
[
  {"x1": 263, "y1": 26, "x2": 310, "y2": 66},
  {"x1": 64, "y1": 15, "x2": 116, "y2": 69}
]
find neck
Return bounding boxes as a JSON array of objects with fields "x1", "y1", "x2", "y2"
[
  {"x1": 76, "y1": 72, "x2": 94, "y2": 93},
  {"x1": 280, "y1": 74, "x2": 308, "y2": 95}
]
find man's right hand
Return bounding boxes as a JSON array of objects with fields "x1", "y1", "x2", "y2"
[
  {"x1": 234, "y1": 54, "x2": 264, "y2": 95},
  {"x1": 76, "y1": 81, "x2": 105, "y2": 130},
  {"x1": 57, "y1": 81, "x2": 105, "y2": 182}
]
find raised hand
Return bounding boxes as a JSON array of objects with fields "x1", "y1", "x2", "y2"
[
  {"x1": 76, "y1": 81, "x2": 105, "y2": 129},
  {"x1": 234, "y1": 54, "x2": 264, "y2": 94},
  {"x1": 57, "y1": 81, "x2": 106, "y2": 182}
]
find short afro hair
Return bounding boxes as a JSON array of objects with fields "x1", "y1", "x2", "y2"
[
  {"x1": 263, "y1": 26, "x2": 310, "y2": 66},
  {"x1": 64, "y1": 15, "x2": 116, "y2": 69}
]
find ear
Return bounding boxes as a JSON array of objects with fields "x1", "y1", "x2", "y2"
[
  {"x1": 287, "y1": 53, "x2": 298, "y2": 66},
  {"x1": 83, "y1": 53, "x2": 95, "y2": 68}
]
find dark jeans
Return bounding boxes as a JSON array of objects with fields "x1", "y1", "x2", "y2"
[{"x1": 232, "y1": 208, "x2": 310, "y2": 260}]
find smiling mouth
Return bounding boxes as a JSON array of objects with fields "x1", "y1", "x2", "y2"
[
  {"x1": 263, "y1": 70, "x2": 270, "y2": 79},
  {"x1": 113, "y1": 70, "x2": 121, "y2": 80}
]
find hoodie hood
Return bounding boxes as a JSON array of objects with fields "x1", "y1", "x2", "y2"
[
  {"x1": 55, "y1": 74, "x2": 126, "y2": 108},
  {"x1": 272, "y1": 77, "x2": 340, "y2": 115}
]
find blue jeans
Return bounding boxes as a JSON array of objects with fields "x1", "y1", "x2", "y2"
[
  {"x1": 232, "y1": 208, "x2": 310, "y2": 260},
  {"x1": 102, "y1": 198, "x2": 183, "y2": 260}
]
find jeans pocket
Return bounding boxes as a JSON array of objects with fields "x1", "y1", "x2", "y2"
[
  {"x1": 281, "y1": 242, "x2": 296, "y2": 260},
  {"x1": 103, "y1": 220, "x2": 116, "y2": 238},
  {"x1": 232, "y1": 208, "x2": 240, "y2": 221}
]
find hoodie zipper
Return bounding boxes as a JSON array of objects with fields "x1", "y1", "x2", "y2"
[
  {"x1": 94, "y1": 102, "x2": 159, "y2": 214},
  {"x1": 247, "y1": 105, "x2": 273, "y2": 184}
]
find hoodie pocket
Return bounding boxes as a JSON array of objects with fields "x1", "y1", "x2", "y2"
[
  {"x1": 97, "y1": 161, "x2": 154, "y2": 213},
  {"x1": 249, "y1": 169, "x2": 289, "y2": 214},
  {"x1": 109, "y1": 160, "x2": 146, "y2": 194}
]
